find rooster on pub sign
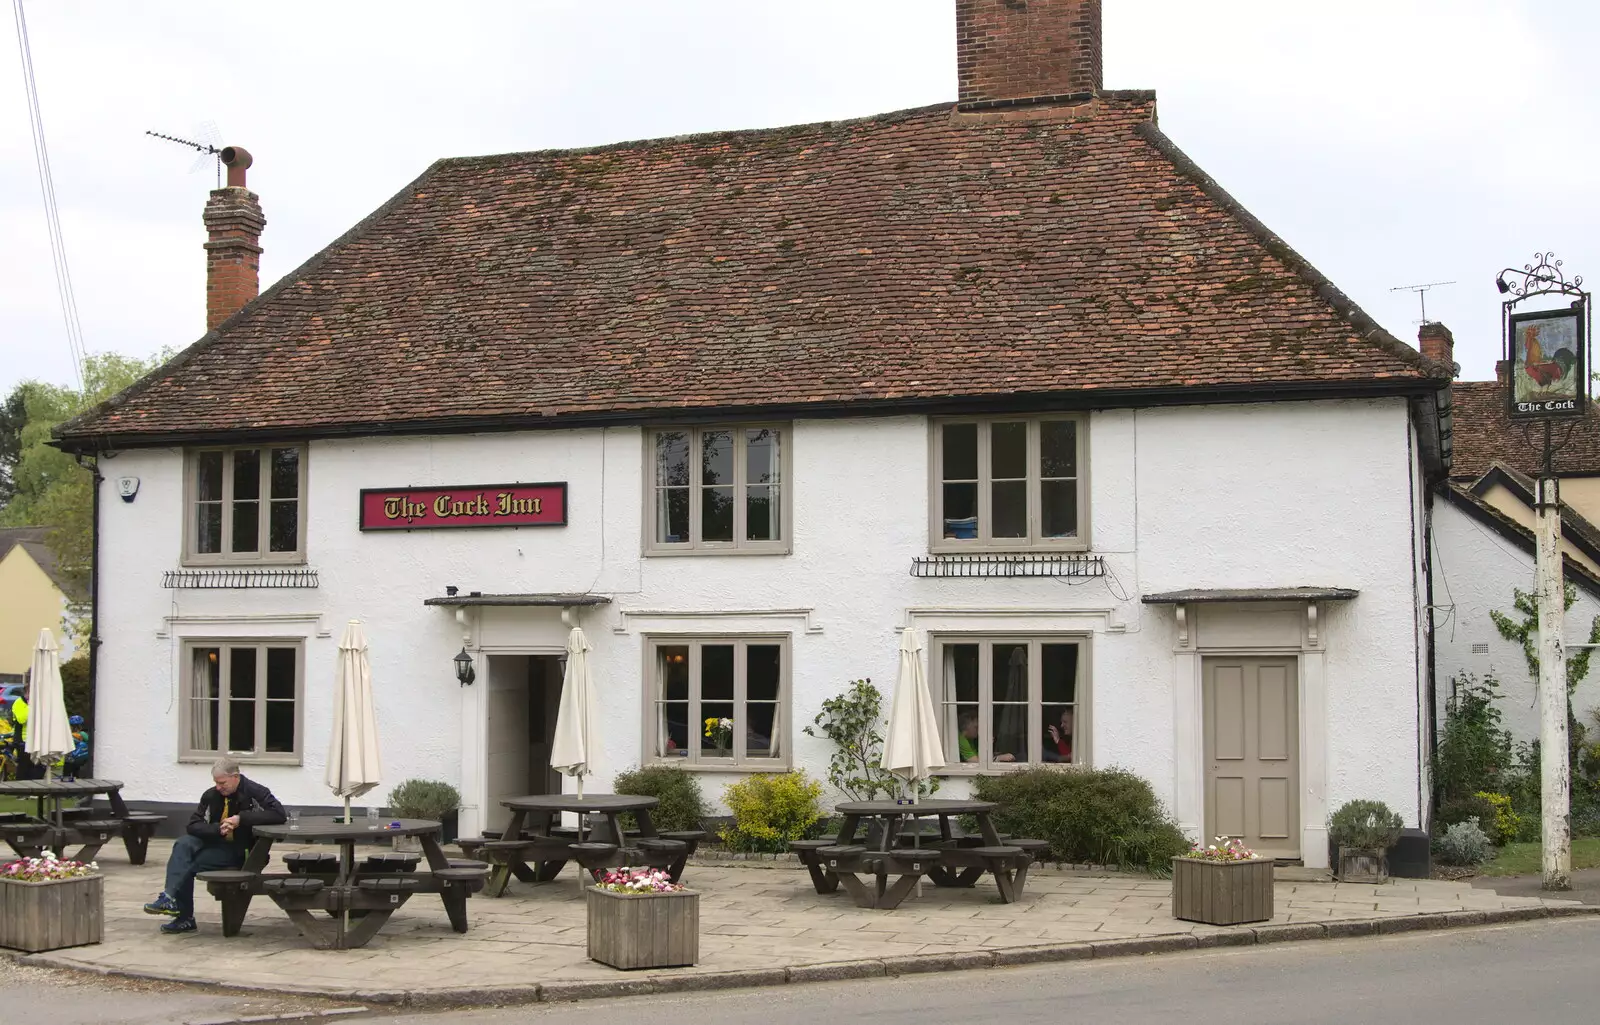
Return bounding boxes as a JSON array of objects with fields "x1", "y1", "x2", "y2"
[{"x1": 1509, "y1": 308, "x2": 1585, "y2": 417}]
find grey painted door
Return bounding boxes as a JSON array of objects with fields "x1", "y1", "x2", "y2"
[{"x1": 1203, "y1": 656, "x2": 1300, "y2": 859}]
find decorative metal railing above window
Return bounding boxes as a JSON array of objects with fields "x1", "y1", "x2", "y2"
[
  {"x1": 909, "y1": 554, "x2": 1105, "y2": 579},
  {"x1": 162, "y1": 569, "x2": 320, "y2": 589}
]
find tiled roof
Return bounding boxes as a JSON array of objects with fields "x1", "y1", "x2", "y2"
[
  {"x1": 1449, "y1": 381, "x2": 1600, "y2": 479},
  {"x1": 59, "y1": 95, "x2": 1443, "y2": 446}
]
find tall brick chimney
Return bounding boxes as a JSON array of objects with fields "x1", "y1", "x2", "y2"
[
  {"x1": 1418, "y1": 322, "x2": 1457, "y2": 378},
  {"x1": 956, "y1": 0, "x2": 1102, "y2": 108},
  {"x1": 203, "y1": 146, "x2": 265, "y2": 332}
]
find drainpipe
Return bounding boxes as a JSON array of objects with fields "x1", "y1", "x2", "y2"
[
  {"x1": 73, "y1": 450, "x2": 103, "y2": 776},
  {"x1": 1423, "y1": 492, "x2": 1439, "y2": 831}
]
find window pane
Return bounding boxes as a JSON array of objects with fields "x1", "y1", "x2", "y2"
[
  {"x1": 231, "y1": 648, "x2": 258, "y2": 699},
  {"x1": 655, "y1": 432, "x2": 690, "y2": 487},
  {"x1": 269, "y1": 500, "x2": 298, "y2": 552},
  {"x1": 702, "y1": 701, "x2": 735, "y2": 755},
  {"x1": 702, "y1": 486, "x2": 734, "y2": 541},
  {"x1": 994, "y1": 644, "x2": 1028, "y2": 701},
  {"x1": 190, "y1": 647, "x2": 220, "y2": 752},
  {"x1": 747, "y1": 645, "x2": 781, "y2": 701},
  {"x1": 265, "y1": 701, "x2": 294, "y2": 753},
  {"x1": 746, "y1": 429, "x2": 779, "y2": 484},
  {"x1": 702, "y1": 645, "x2": 734, "y2": 701},
  {"x1": 994, "y1": 643, "x2": 1028, "y2": 764},
  {"x1": 228, "y1": 648, "x2": 257, "y2": 752},
  {"x1": 942, "y1": 483, "x2": 978, "y2": 539},
  {"x1": 1043, "y1": 644, "x2": 1077, "y2": 764},
  {"x1": 232, "y1": 500, "x2": 260, "y2": 553},
  {"x1": 657, "y1": 488, "x2": 689, "y2": 543},
  {"x1": 1041, "y1": 421, "x2": 1077, "y2": 478},
  {"x1": 197, "y1": 452, "x2": 224, "y2": 502},
  {"x1": 233, "y1": 450, "x2": 261, "y2": 500},
  {"x1": 991, "y1": 704, "x2": 1026, "y2": 763},
  {"x1": 658, "y1": 645, "x2": 689, "y2": 758},
  {"x1": 1041, "y1": 480, "x2": 1078, "y2": 538},
  {"x1": 946, "y1": 644, "x2": 979, "y2": 704},
  {"x1": 992, "y1": 480, "x2": 1026, "y2": 538},
  {"x1": 942, "y1": 423, "x2": 977, "y2": 480},
  {"x1": 991, "y1": 422, "x2": 1027, "y2": 480},
  {"x1": 746, "y1": 485, "x2": 778, "y2": 541},
  {"x1": 660, "y1": 646, "x2": 689, "y2": 700},
  {"x1": 266, "y1": 648, "x2": 296, "y2": 700},
  {"x1": 270, "y1": 448, "x2": 300, "y2": 499},
  {"x1": 658, "y1": 703, "x2": 689, "y2": 757},
  {"x1": 701, "y1": 431, "x2": 733, "y2": 486},
  {"x1": 197, "y1": 503, "x2": 223, "y2": 554},
  {"x1": 745, "y1": 703, "x2": 777, "y2": 758}
]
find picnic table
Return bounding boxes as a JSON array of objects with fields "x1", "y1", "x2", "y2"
[
  {"x1": 197, "y1": 818, "x2": 490, "y2": 950},
  {"x1": 791, "y1": 799, "x2": 1046, "y2": 910},
  {"x1": 459, "y1": 793, "x2": 705, "y2": 897},
  {"x1": 0, "y1": 778, "x2": 164, "y2": 865}
]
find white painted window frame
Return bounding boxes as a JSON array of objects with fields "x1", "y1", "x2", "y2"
[
  {"x1": 642, "y1": 425, "x2": 792, "y2": 555},
  {"x1": 182, "y1": 445, "x2": 308, "y2": 565},
  {"x1": 178, "y1": 637, "x2": 305, "y2": 765},
  {"x1": 929, "y1": 633, "x2": 1091, "y2": 773},
  {"x1": 641, "y1": 634, "x2": 791, "y2": 770},
  {"x1": 928, "y1": 415, "x2": 1089, "y2": 553}
]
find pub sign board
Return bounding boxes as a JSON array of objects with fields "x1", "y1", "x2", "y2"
[
  {"x1": 1507, "y1": 308, "x2": 1586, "y2": 418},
  {"x1": 359, "y1": 482, "x2": 567, "y2": 531}
]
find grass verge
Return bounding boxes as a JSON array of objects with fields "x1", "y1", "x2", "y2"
[{"x1": 1478, "y1": 837, "x2": 1600, "y2": 876}]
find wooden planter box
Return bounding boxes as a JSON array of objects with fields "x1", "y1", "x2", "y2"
[
  {"x1": 1171, "y1": 857, "x2": 1274, "y2": 926},
  {"x1": 586, "y1": 886, "x2": 699, "y2": 969},
  {"x1": 0, "y1": 874, "x2": 104, "y2": 953},
  {"x1": 1336, "y1": 847, "x2": 1389, "y2": 883}
]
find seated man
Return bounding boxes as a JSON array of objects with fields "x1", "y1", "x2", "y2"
[
  {"x1": 1043, "y1": 707, "x2": 1075, "y2": 763},
  {"x1": 144, "y1": 757, "x2": 285, "y2": 934}
]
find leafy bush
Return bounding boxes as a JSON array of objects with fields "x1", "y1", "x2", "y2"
[
  {"x1": 971, "y1": 766, "x2": 1190, "y2": 871},
  {"x1": 58, "y1": 655, "x2": 90, "y2": 719},
  {"x1": 719, "y1": 771, "x2": 824, "y2": 853},
  {"x1": 802, "y1": 679, "x2": 938, "y2": 802},
  {"x1": 388, "y1": 779, "x2": 461, "y2": 819},
  {"x1": 613, "y1": 765, "x2": 707, "y2": 833},
  {"x1": 1328, "y1": 800, "x2": 1404, "y2": 851},
  {"x1": 1434, "y1": 820, "x2": 1492, "y2": 866},
  {"x1": 1472, "y1": 791, "x2": 1521, "y2": 846},
  {"x1": 1435, "y1": 794, "x2": 1497, "y2": 835},
  {"x1": 1433, "y1": 674, "x2": 1513, "y2": 802}
]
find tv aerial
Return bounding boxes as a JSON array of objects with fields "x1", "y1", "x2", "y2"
[
  {"x1": 1389, "y1": 280, "x2": 1456, "y2": 325},
  {"x1": 145, "y1": 121, "x2": 226, "y2": 187}
]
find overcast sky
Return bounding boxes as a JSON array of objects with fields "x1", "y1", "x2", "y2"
[{"x1": 2, "y1": 1, "x2": 1596, "y2": 397}]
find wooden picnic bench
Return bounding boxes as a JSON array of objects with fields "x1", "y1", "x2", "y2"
[{"x1": 0, "y1": 779, "x2": 164, "y2": 865}]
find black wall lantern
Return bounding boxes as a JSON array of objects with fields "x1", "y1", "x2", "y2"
[{"x1": 453, "y1": 646, "x2": 476, "y2": 686}]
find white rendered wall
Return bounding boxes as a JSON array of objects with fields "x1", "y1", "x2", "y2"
[
  {"x1": 1430, "y1": 497, "x2": 1600, "y2": 744},
  {"x1": 93, "y1": 397, "x2": 1427, "y2": 844}
]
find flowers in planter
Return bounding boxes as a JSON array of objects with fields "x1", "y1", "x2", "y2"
[
  {"x1": 1177, "y1": 836, "x2": 1258, "y2": 862},
  {"x1": 702, "y1": 717, "x2": 734, "y2": 750},
  {"x1": 1, "y1": 851, "x2": 98, "y2": 882},
  {"x1": 594, "y1": 867, "x2": 685, "y2": 894}
]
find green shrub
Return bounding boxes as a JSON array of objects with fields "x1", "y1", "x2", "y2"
[
  {"x1": 719, "y1": 771, "x2": 825, "y2": 853},
  {"x1": 802, "y1": 678, "x2": 938, "y2": 802},
  {"x1": 613, "y1": 765, "x2": 707, "y2": 833},
  {"x1": 388, "y1": 779, "x2": 461, "y2": 819},
  {"x1": 1435, "y1": 794, "x2": 1497, "y2": 835},
  {"x1": 58, "y1": 655, "x2": 90, "y2": 719},
  {"x1": 1328, "y1": 800, "x2": 1404, "y2": 850},
  {"x1": 971, "y1": 766, "x2": 1190, "y2": 871},
  {"x1": 1472, "y1": 791, "x2": 1520, "y2": 846},
  {"x1": 1433, "y1": 674, "x2": 1513, "y2": 801},
  {"x1": 1434, "y1": 820, "x2": 1492, "y2": 866}
]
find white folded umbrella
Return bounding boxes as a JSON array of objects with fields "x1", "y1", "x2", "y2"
[
  {"x1": 25, "y1": 629, "x2": 73, "y2": 780},
  {"x1": 326, "y1": 620, "x2": 383, "y2": 823},
  {"x1": 881, "y1": 627, "x2": 946, "y2": 791},
  {"x1": 550, "y1": 627, "x2": 598, "y2": 799}
]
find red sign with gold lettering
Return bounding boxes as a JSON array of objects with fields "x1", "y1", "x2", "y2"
[{"x1": 359, "y1": 482, "x2": 567, "y2": 531}]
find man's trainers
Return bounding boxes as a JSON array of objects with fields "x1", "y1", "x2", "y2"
[
  {"x1": 158, "y1": 915, "x2": 196, "y2": 934},
  {"x1": 143, "y1": 893, "x2": 180, "y2": 917}
]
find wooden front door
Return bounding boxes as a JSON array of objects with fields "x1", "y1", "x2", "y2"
[{"x1": 1203, "y1": 656, "x2": 1300, "y2": 859}]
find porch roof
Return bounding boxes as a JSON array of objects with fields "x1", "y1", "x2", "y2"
[
  {"x1": 422, "y1": 593, "x2": 612, "y2": 608},
  {"x1": 1140, "y1": 587, "x2": 1359, "y2": 604}
]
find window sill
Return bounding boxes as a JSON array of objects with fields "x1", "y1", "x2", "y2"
[
  {"x1": 644, "y1": 759, "x2": 792, "y2": 772},
  {"x1": 180, "y1": 556, "x2": 309, "y2": 569},
  {"x1": 927, "y1": 542, "x2": 1090, "y2": 556},
  {"x1": 938, "y1": 762, "x2": 1083, "y2": 776},
  {"x1": 643, "y1": 546, "x2": 792, "y2": 558},
  {"x1": 179, "y1": 754, "x2": 303, "y2": 767}
]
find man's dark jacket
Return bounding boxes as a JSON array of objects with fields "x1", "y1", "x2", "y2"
[{"x1": 187, "y1": 775, "x2": 286, "y2": 850}]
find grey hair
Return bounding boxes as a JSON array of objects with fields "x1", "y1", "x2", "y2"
[{"x1": 211, "y1": 756, "x2": 241, "y2": 777}]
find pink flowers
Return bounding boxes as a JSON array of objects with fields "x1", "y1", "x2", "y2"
[
  {"x1": 1179, "y1": 836, "x2": 1259, "y2": 862},
  {"x1": 0, "y1": 851, "x2": 98, "y2": 882},
  {"x1": 594, "y1": 867, "x2": 683, "y2": 893}
]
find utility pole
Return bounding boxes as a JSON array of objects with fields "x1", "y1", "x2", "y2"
[{"x1": 1495, "y1": 252, "x2": 1590, "y2": 892}]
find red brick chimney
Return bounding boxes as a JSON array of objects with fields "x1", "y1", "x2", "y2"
[
  {"x1": 1418, "y1": 322, "x2": 1456, "y2": 377},
  {"x1": 203, "y1": 146, "x2": 265, "y2": 332},
  {"x1": 956, "y1": 0, "x2": 1103, "y2": 108}
]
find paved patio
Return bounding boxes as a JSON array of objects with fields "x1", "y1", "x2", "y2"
[{"x1": 17, "y1": 839, "x2": 1591, "y2": 1003}]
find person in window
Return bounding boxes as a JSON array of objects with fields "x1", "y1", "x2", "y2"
[
  {"x1": 144, "y1": 757, "x2": 285, "y2": 934},
  {"x1": 958, "y1": 711, "x2": 1015, "y2": 763},
  {"x1": 1043, "y1": 707, "x2": 1075, "y2": 763}
]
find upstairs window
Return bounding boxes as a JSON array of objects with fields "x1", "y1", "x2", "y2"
[
  {"x1": 646, "y1": 426, "x2": 789, "y2": 553},
  {"x1": 185, "y1": 446, "x2": 307, "y2": 564},
  {"x1": 931, "y1": 417, "x2": 1087, "y2": 551}
]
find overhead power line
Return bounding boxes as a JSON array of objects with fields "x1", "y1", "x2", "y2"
[{"x1": 12, "y1": 0, "x2": 86, "y2": 389}]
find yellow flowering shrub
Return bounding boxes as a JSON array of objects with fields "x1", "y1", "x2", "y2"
[{"x1": 719, "y1": 771, "x2": 824, "y2": 853}]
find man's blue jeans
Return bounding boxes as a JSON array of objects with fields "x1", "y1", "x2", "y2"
[{"x1": 163, "y1": 834, "x2": 244, "y2": 916}]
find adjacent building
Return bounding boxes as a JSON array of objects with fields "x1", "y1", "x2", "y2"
[{"x1": 0, "y1": 526, "x2": 77, "y2": 683}]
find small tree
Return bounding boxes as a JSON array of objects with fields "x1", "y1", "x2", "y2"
[
  {"x1": 802, "y1": 678, "x2": 938, "y2": 802},
  {"x1": 1434, "y1": 673, "x2": 1513, "y2": 802},
  {"x1": 1491, "y1": 585, "x2": 1600, "y2": 768}
]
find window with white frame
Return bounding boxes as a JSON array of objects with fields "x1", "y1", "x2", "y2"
[
  {"x1": 648, "y1": 637, "x2": 787, "y2": 767},
  {"x1": 647, "y1": 426, "x2": 788, "y2": 552},
  {"x1": 931, "y1": 417, "x2": 1086, "y2": 550},
  {"x1": 935, "y1": 637, "x2": 1085, "y2": 769},
  {"x1": 185, "y1": 446, "x2": 307, "y2": 563},
  {"x1": 181, "y1": 640, "x2": 303, "y2": 763}
]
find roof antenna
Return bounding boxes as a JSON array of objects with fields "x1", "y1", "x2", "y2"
[
  {"x1": 145, "y1": 121, "x2": 226, "y2": 187},
  {"x1": 1389, "y1": 280, "x2": 1456, "y2": 325}
]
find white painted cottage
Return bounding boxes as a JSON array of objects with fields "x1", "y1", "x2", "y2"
[{"x1": 56, "y1": 0, "x2": 1453, "y2": 868}]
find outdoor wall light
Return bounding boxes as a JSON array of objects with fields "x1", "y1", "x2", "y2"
[
  {"x1": 453, "y1": 646, "x2": 476, "y2": 686},
  {"x1": 1496, "y1": 274, "x2": 1512, "y2": 294}
]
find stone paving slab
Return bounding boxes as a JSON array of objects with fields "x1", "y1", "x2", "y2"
[{"x1": 15, "y1": 839, "x2": 1590, "y2": 1004}]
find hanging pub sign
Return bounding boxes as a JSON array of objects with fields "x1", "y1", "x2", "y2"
[
  {"x1": 1507, "y1": 307, "x2": 1586, "y2": 418},
  {"x1": 359, "y1": 482, "x2": 567, "y2": 531}
]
